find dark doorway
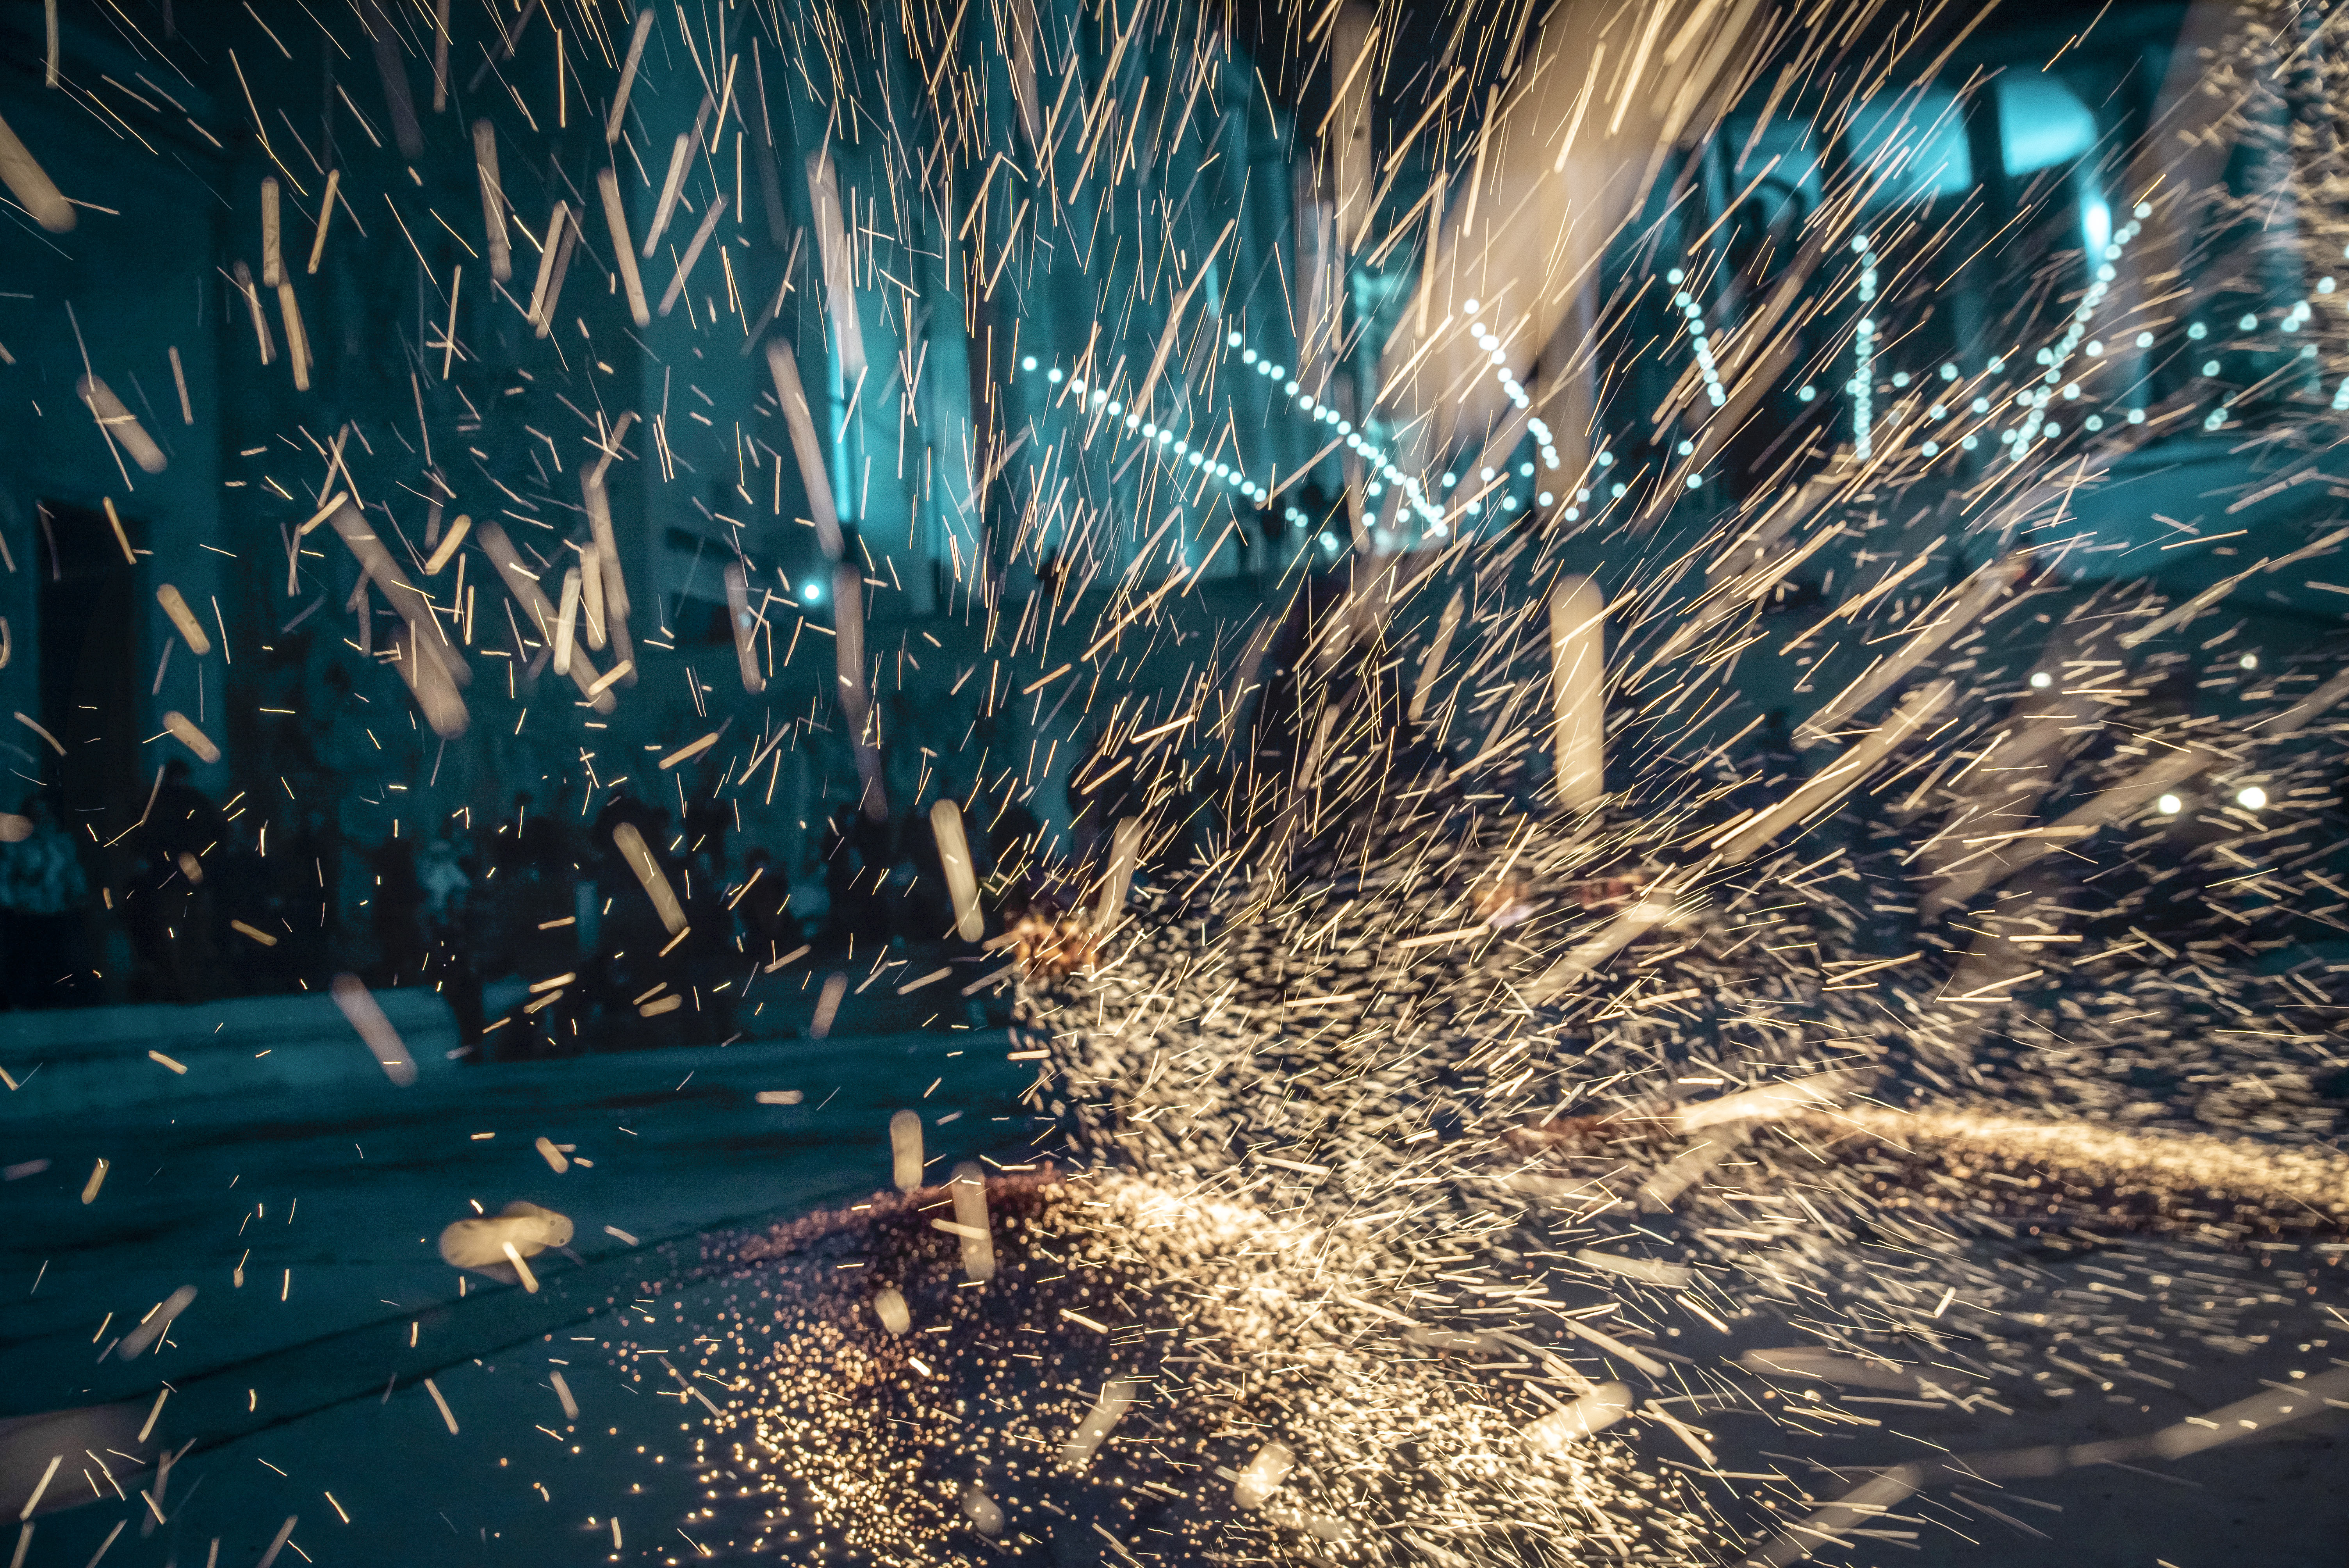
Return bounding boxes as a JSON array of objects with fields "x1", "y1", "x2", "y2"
[
  {"x1": 36, "y1": 499, "x2": 147, "y2": 833},
  {"x1": 3, "y1": 501, "x2": 148, "y2": 1007}
]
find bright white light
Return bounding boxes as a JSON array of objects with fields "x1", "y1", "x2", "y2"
[
  {"x1": 800, "y1": 581, "x2": 822, "y2": 604},
  {"x1": 2081, "y1": 193, "x2": 2111, "y2": 258},
  {"x1": 2237, "y1": 786, "x2": 2268, "y2": 810},
  {"x1": 1021, "y1": 355, "x2": 1037, "y2": 371},
  {"x1": 2029, "y1": 672, "x2": 2052, "y2": 688},
  {"x1": 2156, "y1": 794, "x2": 2181, "y2": 815}
]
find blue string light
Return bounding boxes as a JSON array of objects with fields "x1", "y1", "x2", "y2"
[{"x1": 1851, "y1": 236, "x2": 1877, "y2": 460}]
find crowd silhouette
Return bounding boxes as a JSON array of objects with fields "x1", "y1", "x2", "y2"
[{"x1": 1, "y1": 752, "x2": 1103, "y2": 1061}]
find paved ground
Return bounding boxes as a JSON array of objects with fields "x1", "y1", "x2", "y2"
[
  {"x1": 4, "y1": 1025, "x2": 2345, "y2": 1568},
  {"x1": 0, "y1": 1025, "x2": 1044, "y2": 1423},
  {"x1": 6, "y1": 1172, "x2": 2345, "y2": 1568}
]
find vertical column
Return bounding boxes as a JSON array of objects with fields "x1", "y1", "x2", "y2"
[{"x1": 1549, "y1": 576, "x2": 1606, "y2": 814}]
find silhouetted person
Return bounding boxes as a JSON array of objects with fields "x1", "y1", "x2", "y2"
[
  {"x1": 0, "y1": 795, "x2": 90, "y2": 1009},
  {"x1": 902, "y1": 803, "x2": 954, "y2": 943},
  {"x1": 737, "y1": 847, "x2": 795, "y2": 960},
  {"x1": 783, "y1": 838, "x2": 829, "y2": 946},
  {"x1": 282, "y1": 807, "x2": 340, "y2": 981},
  {"x1": 128, "y1": 759, "x2": 225, "y2": 1002},
  {"x1": 820, "y1": 802, "x2": 890, "y2": 948},
  {"x1": 370, "y1": 832, "x2": 425, "y2": 984},
  {"x1": 499, "y1": 789, "x2": 569, "y2": 878},
  {"x1": 1723, "y1": 707, "x2": 1806, "y2": 822},
  {"x1": 1067, "y1": 723, "x2": 1119, "y2": 871},
  {"x1": 207, "y1": 820, "x2": 286, "y2": 997},
  {"x1": 586, "y1": 792, "x2": 677, "y2": 1033},
  {"x1": 980, "y1": 789, "x2": 1044, "y2": 923},
  {"x1": 148, "y1": 760, "x2": 220, "y2": 855},
  {"x1": 684, "y1": 772, "x2": 730, "y2": 879},
  {"x1": 592, "y1": 788, "x2": 665, "y2": 867},
  {"x1": 1246, "y1": 502, "x2": 1288, "y2": 577},
  {"x1": 412, "y1": 823, "x2": 485, "y2": 1048}
]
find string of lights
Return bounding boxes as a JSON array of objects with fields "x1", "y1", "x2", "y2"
[
  {"x1": 2007, "y1": 201, "x2": 2146, "y2": 458},
  {"x1": 1851, "y1": 236, "x2": 1878, "y2": 460},
  {"x1": 1668, "y1": 266, "x2": 1730, "y2": 411}
]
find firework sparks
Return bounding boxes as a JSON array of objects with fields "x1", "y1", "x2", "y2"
[{"x1": 14, "y1": 1, "x2": 2349, "y2": 1564}]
